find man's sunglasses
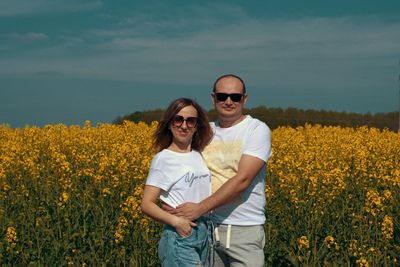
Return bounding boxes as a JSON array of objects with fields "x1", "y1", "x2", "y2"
[
  {"x1": 214, "y1": 93, "x2": 244, "y2": 102},
  {"x1": 171, "y1": 115, "x2": 198, "y2": 128}
]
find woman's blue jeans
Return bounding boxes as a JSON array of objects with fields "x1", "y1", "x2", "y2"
[{"x1": 158, "y1": 216, "x2": 210, "y2": 267}]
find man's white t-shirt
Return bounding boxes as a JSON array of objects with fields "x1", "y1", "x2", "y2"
[
  {"x1": 202, "y1": 115, "x2": 272, "y2": 225},
  {"x1": 146, "y1": 149, "x2": 211, "y2": 208}
]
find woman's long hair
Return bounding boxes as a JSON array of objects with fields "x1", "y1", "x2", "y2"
[{"x1": 153, "y1": 98, "x2": 213, "y2": 152}]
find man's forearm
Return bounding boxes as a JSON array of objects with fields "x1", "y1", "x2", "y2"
[
  {"x1": 200, "y1": 155, "x2": 266, "y2": 214},
  {"x1": 199, "y1": 174, "x2": 250, "y2": 214}
]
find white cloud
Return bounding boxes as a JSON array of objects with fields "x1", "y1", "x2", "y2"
[
  {"x1": 78, "y1": 15, "x2": 400, "y2": 88},
  {"x1": 9, "y1": 32, "x2": 49, "y2": 43},
  {"x1": 0, "y1": 0, "x2": 102, "y2": 16},
  {"x1": 1, "y1": 3, "x2": 398, "y2": 115},
  {"x1": 1, "y1": 9, "x2": 399, "y2": 92},
  {"x1": 87, "y1": 14, "x2": 400, "y2": 58}
]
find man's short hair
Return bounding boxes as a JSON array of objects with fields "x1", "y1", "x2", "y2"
[{"x1": 213, "y1": 74, "x2": 246, "y2": 94}]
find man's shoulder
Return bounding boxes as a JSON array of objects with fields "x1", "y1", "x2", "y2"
[
  {"x1": 209, "y1": 116, "x2": 270, "y2": 134},
  {"x1": 245, "y1": 116, "x2": 270, "y2": 132}
]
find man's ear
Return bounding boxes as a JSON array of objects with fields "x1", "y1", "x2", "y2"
[
  {"x1": 243, "y1": 94, "x2": 248, "y2": 105},
  {"x1": 211, "y1": 93, "x2": 215, "y2": 105}
]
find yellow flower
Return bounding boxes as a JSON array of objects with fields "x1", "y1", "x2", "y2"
[
  {"x1": 114, "y1": 229, "x2": 124, "y2": 244},
  {"x1": 364, "y1": 189, "x2": 385, "y2": 217},
  {"x1": 118, "y1": 216, "x2": 128, "y2": 227},
  {"x1": 298, "y1": 236, "x2": 309, "y2": 250},
  {"x1": 57, "y1": 191, "x2": 70, "y2": 208},
  {"x1": 139, "y1": 218, "x2": 149, "y2": 228},
  {"x1": 4, "y1": 226, "x2": 18, "y2": 251},
  {"x1": 102, "y1": 187, "x2": 111, "y2": 196},
  {"x1": 1, "y1": 121, "x2": 399, "y2": 264},
  {"x1": 383, "y1": 190, "x2": 392, "y2": 201},
  {"x1": 323, "y1": 235, "x2": 337, "y2": 249},
  {"x1": 367, "y1": 247, "x2": 376, "y2": 255},
  {"x1": 381, "y1": 215, "x2": 394, "y2": 240},
  {"x1": 348, "y1": 239, "x2": 358, "y2": 257},
  {"x1": 356, "y1": 256, "x2": 369, "y2": 267},
  {"x1": 4, "y1": 226, "x2": 17, "y2": 244},
  {"x1": 84, "y1": 120, "x2": 91, "y2": 128},
  {"x1": 114, "y1": 216, "x2": 129, "y2": 244},
  {"x1": 2, "y1": 183, "x2": 11, "y2": 191}
]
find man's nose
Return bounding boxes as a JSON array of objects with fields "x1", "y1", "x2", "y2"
[{"x1": 225, "y1": 96, "x2": 234, "y2": 104}]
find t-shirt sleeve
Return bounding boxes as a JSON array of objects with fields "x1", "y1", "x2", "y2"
[
  {"x1": 145, "y1": 155, "x2": 174, "y2": 191},
  {"x1": 145, "y1": 168, "x2": 173, "y2": 191},
  {"x1": 242, "y1": 122, "x2": 272, "y2": 162}
]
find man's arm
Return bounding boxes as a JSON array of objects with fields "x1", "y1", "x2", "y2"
[{"x1": 172, "y1": 154, "x2": 265, "y2": 220}]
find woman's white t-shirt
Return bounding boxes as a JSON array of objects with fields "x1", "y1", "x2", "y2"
[{"x1": 146, "y1": 149, "x2": 211, "y2": 208}]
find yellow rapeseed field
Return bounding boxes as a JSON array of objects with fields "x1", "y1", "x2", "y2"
[{"x1": 0, "y1": 121, "x2": 399, "y2": 266}]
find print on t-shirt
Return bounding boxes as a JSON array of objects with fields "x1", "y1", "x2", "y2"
[
  {"x1": 182, "y1": 171, "x2": 210, "y2": 187},
  {"x1": 203, "y1": 140, "x2": 242, "y2": 194}
]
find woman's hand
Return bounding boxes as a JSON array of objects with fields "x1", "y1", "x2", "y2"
[{"x1": 172, "y1": 217, "x2": 197, "y2": 237}]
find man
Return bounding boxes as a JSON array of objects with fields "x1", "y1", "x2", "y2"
[{"x1": 170, "y1": 74, "x2": 272, "y2": 266}]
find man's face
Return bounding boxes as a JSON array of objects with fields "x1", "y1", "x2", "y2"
[{"x1": 212, "y1": 77, "x2": 247, "y2": 120}]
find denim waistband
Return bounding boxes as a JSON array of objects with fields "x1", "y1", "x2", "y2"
[{"x1": 164, "y1": 215, "x2": 210, "y2": 231}]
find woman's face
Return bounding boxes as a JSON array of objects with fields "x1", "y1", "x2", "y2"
[{"x1": 169, "y1": 105, "x2": 198, "y2": 149}]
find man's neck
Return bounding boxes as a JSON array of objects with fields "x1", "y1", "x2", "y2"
[{"x1": 218, "y1": 114, "x2": 246, "y2": 128}]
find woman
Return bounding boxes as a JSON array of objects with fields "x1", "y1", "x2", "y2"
[{"x1": 141, "y1": 98, "x2": 213, "y2": 267}]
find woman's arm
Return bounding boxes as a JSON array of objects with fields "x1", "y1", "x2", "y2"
[{"x1": 140, "y1": 185, "x2": 196, "y2": 237}]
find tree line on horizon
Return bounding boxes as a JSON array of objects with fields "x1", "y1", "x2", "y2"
[{"x1": 113, "y1": 106, "x2": 399, "y2": 131}]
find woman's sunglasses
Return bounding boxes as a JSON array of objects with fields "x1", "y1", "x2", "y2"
[
  {"x1": 214, "y1": 93, "x2": 244, "y2": 102},
  {"x1": 171, "y1": 115, "x2": 198, "y2": 128}
]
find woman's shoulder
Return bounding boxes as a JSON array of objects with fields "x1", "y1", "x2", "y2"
[{"x1": 150, "y1": 149, "x2": 170, "y2": 165}]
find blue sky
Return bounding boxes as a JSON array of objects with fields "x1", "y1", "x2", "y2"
[{"x1": 1, "y1": 0, "x2": 400, "y2": 127}]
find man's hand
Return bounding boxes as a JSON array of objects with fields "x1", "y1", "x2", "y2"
[
  {"x1": 161, "y1": 202, "x2": 206, "y2": 221},
  {"x1": 173, "y1": 202, "x2": 206, "y2": 221},
  {"x1": 161, "y1": 203, "x2": 175, "y2": 213}
]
